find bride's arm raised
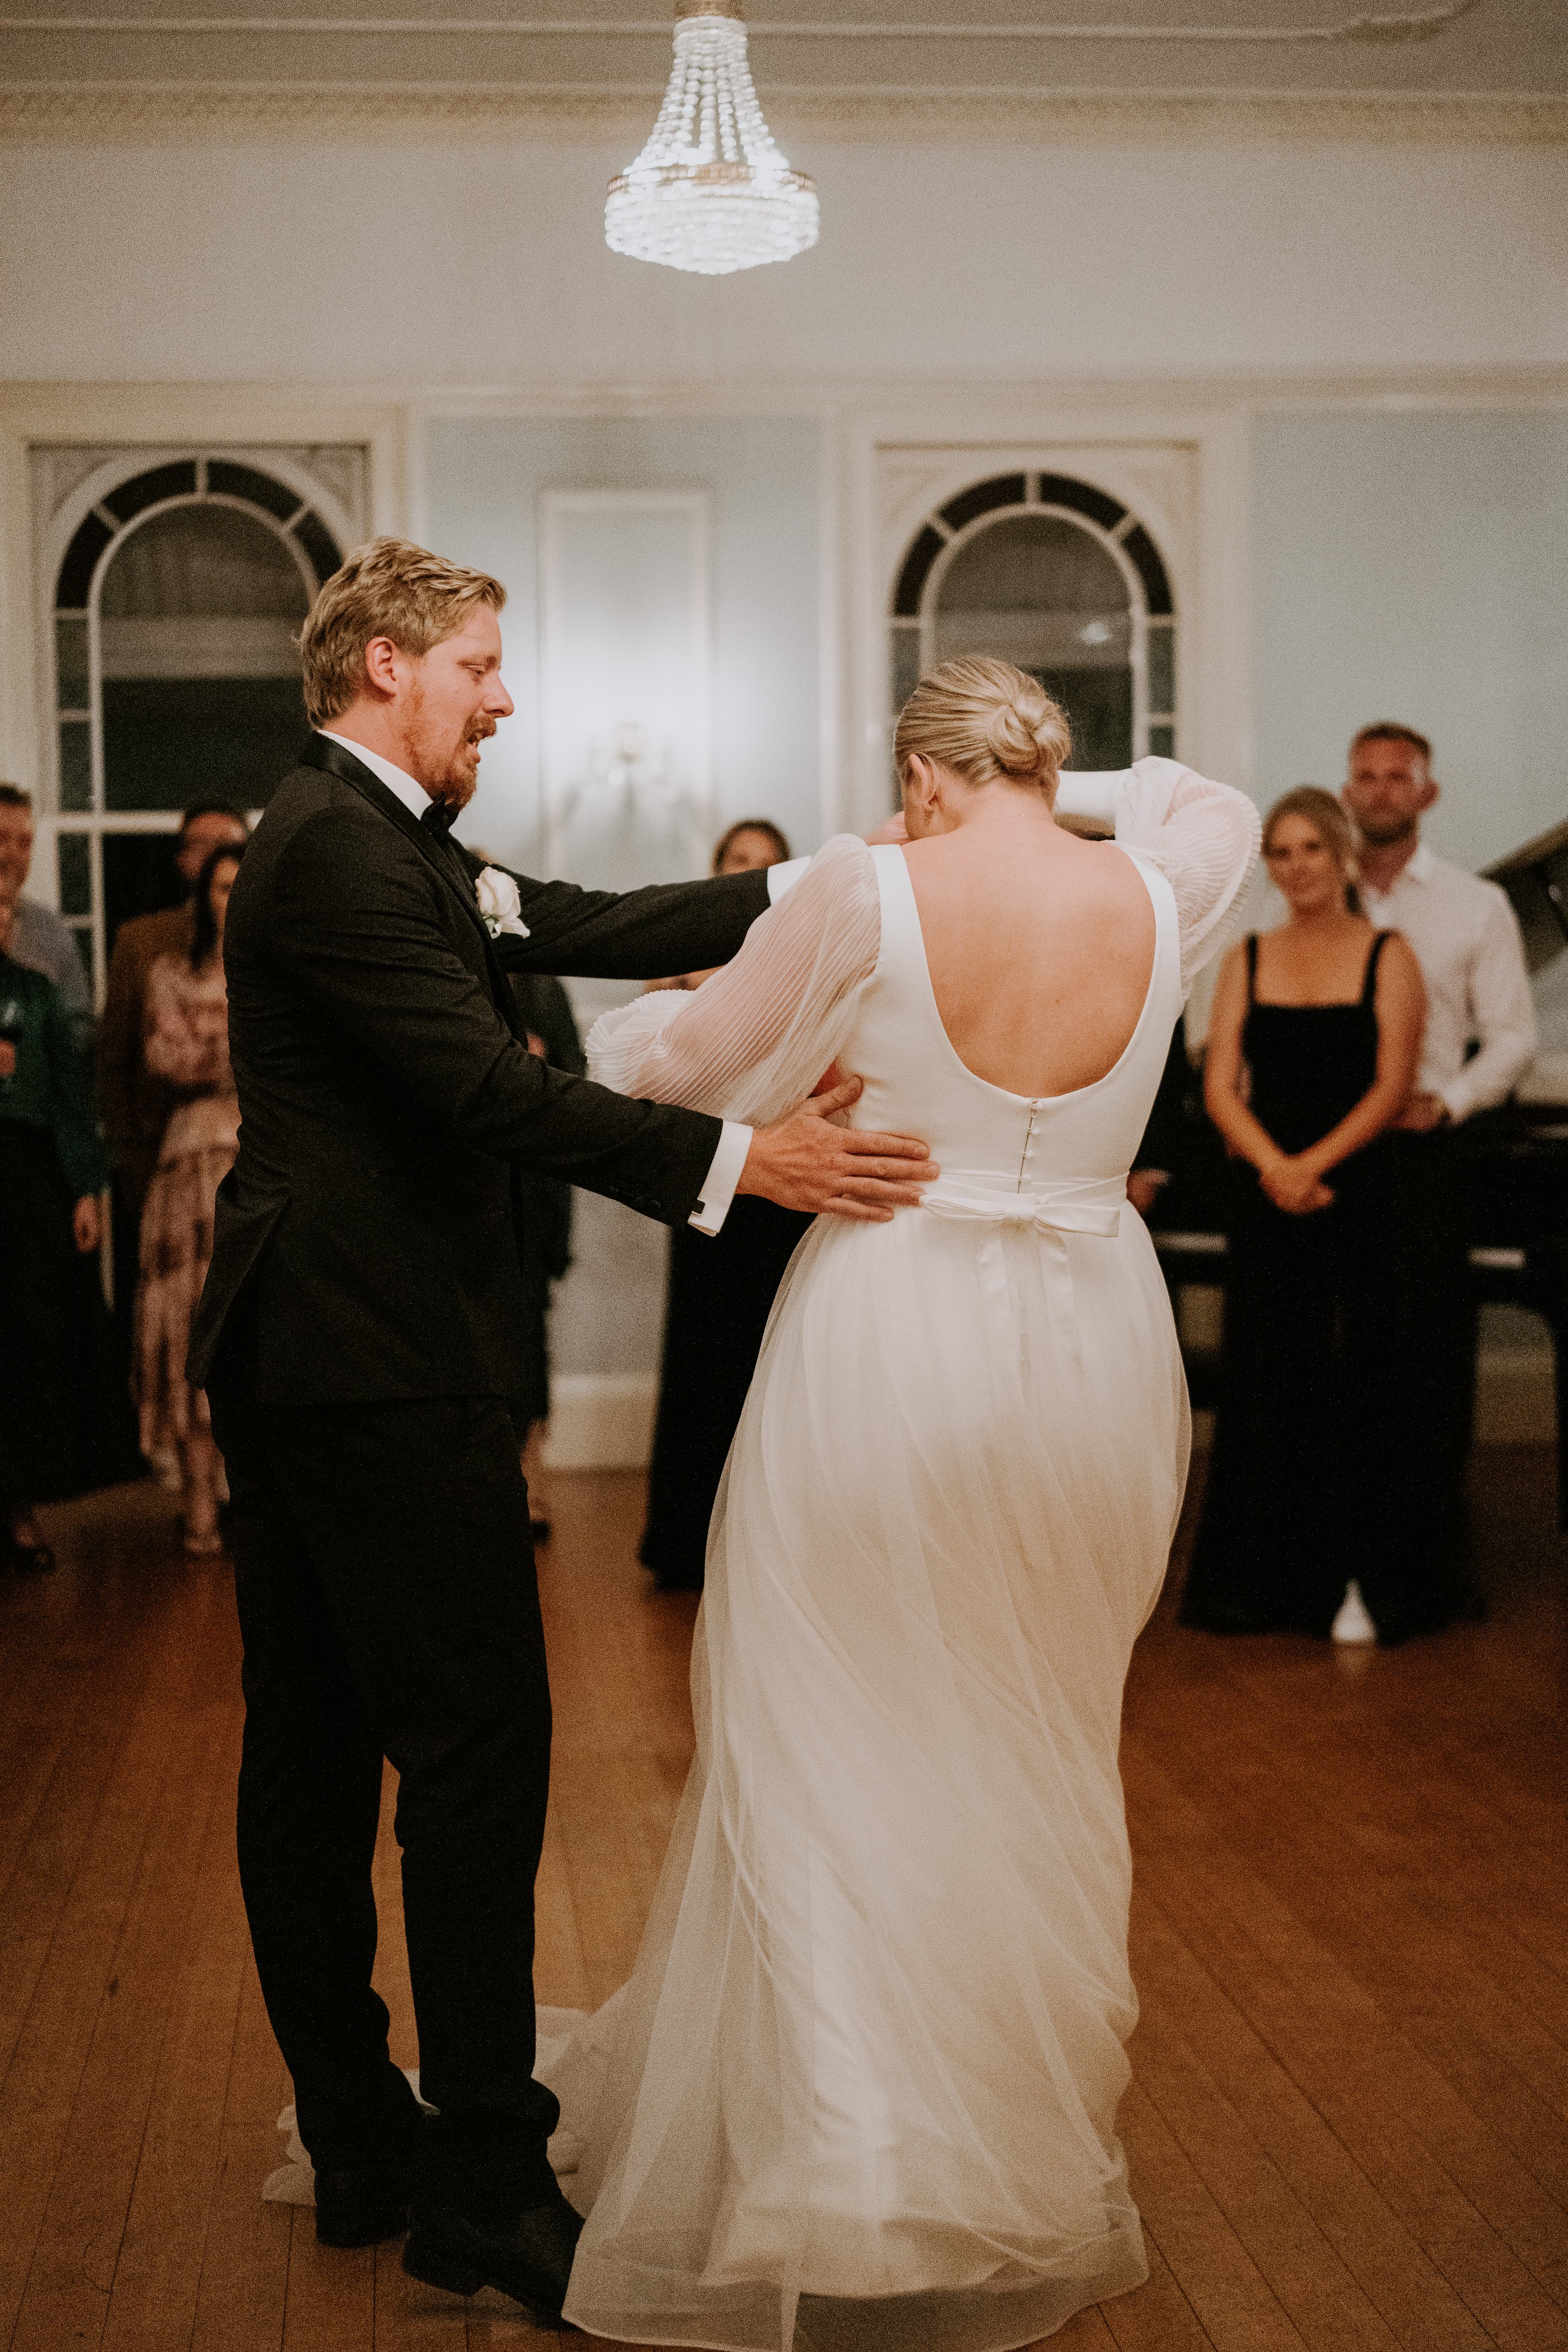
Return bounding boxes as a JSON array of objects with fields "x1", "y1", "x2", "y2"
[
  {"x1": 587, "y1": 835, "x2": 882, "y2": 1126},
  {"x1": 1055, "y1": 758, "x2": 1261, "y2": 991}
]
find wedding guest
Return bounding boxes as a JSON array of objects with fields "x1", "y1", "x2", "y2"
[
  {"x1": 132, "y1": 842, "x2": 244, "y2": 1555},
  {"x1": 100, "y1": 804, "x2": 249, "y2": 1384},
  {"x1": 1341, "y1": 723, "x2": 1536, "y2": 1612},
  {"x1": 640, "y1": 817, "x2": 812, "y2": 1592},
  {"x1": 0, "y1": 784, "x2": 91, "y2": 1033},
  {"x1": 1180, "y1": 787, "x2": 1433, "y2": 1642},
  {"x1": 1125, "y1": 1022, "x2": 1194, "y2": 1218},
  {"x1": 0, "y1": 897, "x2": 110, "y2": 1572}
]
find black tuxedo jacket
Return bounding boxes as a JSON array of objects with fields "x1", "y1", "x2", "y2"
[{"x1": 188, "y1": 734, "x2": 773, "y2": 1403}]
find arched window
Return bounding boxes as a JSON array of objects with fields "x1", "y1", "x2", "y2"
[
  {"x1": 888, "y1": 471, "x2": 1175, "y2": 786},
  {"x1": 47, "y1": 454, "x2": 348, "y2": 999}
]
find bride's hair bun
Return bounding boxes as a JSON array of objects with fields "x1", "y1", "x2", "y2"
[{"x1": 894, "y1": 656, "x2": 1071, "y2": 801}]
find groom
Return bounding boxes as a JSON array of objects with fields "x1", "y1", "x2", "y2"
[{"x1": 191, "y1": 538, "x2": 934, "y2": 2318}]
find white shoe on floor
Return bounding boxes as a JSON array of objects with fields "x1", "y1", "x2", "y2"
[{"x1": 1331, "y1": 1579, "x2": 1378, "y2": 1644}]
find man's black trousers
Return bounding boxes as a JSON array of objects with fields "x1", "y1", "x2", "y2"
[{"x1": 208, "y1": 1374, "x2": 560, "y2": 2207}]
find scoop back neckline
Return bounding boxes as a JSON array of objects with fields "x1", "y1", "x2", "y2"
[{"x1": 884, "y1": 842, "x2": 1166, "y2": 1108}]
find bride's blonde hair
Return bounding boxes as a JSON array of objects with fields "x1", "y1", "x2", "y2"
[{"x1": 894, "y1": 656, "x2": 1072, "y2": 803}]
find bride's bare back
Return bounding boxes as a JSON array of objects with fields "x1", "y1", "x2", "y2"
[{"x1": 902, "y1": 818, "x2": 1157, "y2": 1101}]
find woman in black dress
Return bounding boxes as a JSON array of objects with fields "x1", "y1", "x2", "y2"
[
  {"x1": 639, "y1": 820, "x2": 813, "y2": 1592},
  {"x1": 0, "y1": 898, "x2": 112, "y2": 1572},
  {"x1": 1180, "y1": 788, "x2": 1434, "y2": 1643}
]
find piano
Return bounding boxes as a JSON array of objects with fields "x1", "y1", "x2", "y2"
[{"x1": 1143, "y1": 816, "x2": 1568, "y2": 1524}]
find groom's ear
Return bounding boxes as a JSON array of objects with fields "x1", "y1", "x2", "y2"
[{"x1": 362, "y1": 635, "x2": 407, "y2": 702}]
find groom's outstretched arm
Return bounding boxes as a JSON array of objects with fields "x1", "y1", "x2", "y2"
[
  {"x1": 478, "y1": 858, "x2": 774, "y2": 982},
  {"x1": 269, "y1": 812, "x2": 934, "y2": 1228},
  {"x1": 272, "y1": 809, "x2": 727, "y2": 1221}
]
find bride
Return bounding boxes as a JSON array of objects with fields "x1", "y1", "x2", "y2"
[{"x1": 548, "y1": 658, "x2": 1258, "y2": 2352}]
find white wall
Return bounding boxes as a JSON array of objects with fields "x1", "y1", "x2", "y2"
[
  {"x1": 1, "y1": 134, "x2": 1565, "y2": 383},
  {"x1": 422, "y1": 414, "x2": 823, "y2": 873},
  {"x1": 1252, "y1": 412, "x2": 1568, "y2": 871},
  {"x1": 416, "y1": 412, "x2": 822, "y2": 1395},
  {"x1": 3, "y1": 117, "x2": 1564, "y2": 1444}
]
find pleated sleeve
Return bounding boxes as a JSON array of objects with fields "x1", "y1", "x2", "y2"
[
  {"x1": 586, "y1": 835, "x2": 882, "y2": 1126},
  {"x1": 1056, "y1": 757, "x2": 1261, "y2": 992}
]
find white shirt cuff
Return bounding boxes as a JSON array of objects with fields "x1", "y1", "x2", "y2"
[
  {"x1": 767, "y1": 858, "x2": 810, "y2": 902},
  {"x1": 688, "y1": 1118, "x2": 753, "y2": 1236}
]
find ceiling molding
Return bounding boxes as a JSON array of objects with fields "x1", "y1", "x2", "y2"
[
  {"x1": 0, "y1": 80, "x2": 1561, "y2": 142},
  {"x1": 0, "y1": 2, "x2": 1489, "y2": 37}
]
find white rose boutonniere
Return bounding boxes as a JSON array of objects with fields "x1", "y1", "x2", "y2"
[{"x1": 474, "y1": 866, "x2": 530, "y2": 941}]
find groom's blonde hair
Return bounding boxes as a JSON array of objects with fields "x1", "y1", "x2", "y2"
[
  {"x1": 299, "y1": 536, "x2": 506, "y2": 728},
  {"x1": 894, "y1": 656, "x2": 1071, "y2": 803}
]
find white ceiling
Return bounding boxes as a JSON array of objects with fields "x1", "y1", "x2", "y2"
[{"x1": 0, "y1": 0, "x2": 1561, "y2": 100}]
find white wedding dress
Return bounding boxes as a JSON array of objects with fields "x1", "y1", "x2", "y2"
[{"x1": 524, "y1": 760, "x2": 1258, "y2": 2352}]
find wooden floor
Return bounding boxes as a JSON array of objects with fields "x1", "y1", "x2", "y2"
[{"x1": 2, "y1": 1448, "x2": 1566, "y2": 2352}]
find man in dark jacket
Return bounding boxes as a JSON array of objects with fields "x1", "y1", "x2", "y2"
[{"x1": 191, "y1": 538, "x2": 933, "y2": 2321}]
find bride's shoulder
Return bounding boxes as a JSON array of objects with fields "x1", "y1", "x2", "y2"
[{"x1": 786, "y1": 832, "x2": 879, "y2": 898}]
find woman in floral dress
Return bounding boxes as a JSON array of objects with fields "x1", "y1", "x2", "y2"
[{"x1": 134, "y1": 842, "x2": 245, "y2": 1554}]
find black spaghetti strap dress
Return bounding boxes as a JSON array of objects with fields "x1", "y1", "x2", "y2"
[{"x1": 1180, "y1": 929, "x2": 1442, "y2": 1643}]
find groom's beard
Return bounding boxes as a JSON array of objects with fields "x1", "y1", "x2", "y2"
[{"x1": 402, "y1": 683, "x2": 495, "y2": 812}]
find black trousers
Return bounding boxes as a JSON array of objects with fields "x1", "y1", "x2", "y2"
[
  {"x1": 1383, "y1": 1127, "x2": 1477, "y2": 1600},
  {"x1": 639, "y1": 1198, "x2": 813, "y2": 1590},
  {"x1": 207, "y1": 1366, "x2": 559, "y2": 2206},
  {"x1": 1182, "y1": 1128, "x2": 1476, "y2": 1642}
]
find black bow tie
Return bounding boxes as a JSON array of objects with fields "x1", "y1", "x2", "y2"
[{"x1": 420, "y1": 797, "x2": 458, "y2": 836}]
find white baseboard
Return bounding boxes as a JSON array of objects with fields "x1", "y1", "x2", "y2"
[
  {"x1": 541, "y1": 1354, "x2": 1556, "y2": 1472},
  {"x1": 542, "y1": 1373, "x2": 659, "y2": 1471}
]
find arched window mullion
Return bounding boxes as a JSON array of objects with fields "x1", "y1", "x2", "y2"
[
  {"x1": 45, "y1": 455, "x2": 344, "y2": 1010},
  {"x1": 888, "y1": 471, "x2": 1179, "y2": 786}
]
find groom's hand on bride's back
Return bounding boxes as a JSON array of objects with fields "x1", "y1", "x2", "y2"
[{"x1": 737, "y1": 1075, "x2": 937, "y2": 1222}]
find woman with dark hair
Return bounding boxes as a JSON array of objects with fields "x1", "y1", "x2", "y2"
[
  {"x1": 640, "y1": 818, "x2": 813, "y2": 1590},
  {"x1": 0, "y1": 897, "x2": 111, "y2": 1572},
  {"x1": 134, "y1": 840, "x2": 244, "y2": 1554},
  {"x1": 1180, "y1": 786, "x2": 1434, "y2": 1642}
]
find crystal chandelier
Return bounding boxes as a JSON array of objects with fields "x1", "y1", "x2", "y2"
[{"x1": 605, "y1": 0, "x2": 819, "y2": 277}]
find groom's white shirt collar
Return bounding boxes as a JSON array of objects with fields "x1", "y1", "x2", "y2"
[
  {"x1": 315, "y1": 730, "x2": 753, "y2": 1238},
  {"x1": 318, "y1": 731, "x2": 435, "y2": 823}
]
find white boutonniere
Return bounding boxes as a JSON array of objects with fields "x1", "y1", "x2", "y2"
[{"x1": 474, "y1": 866, "x2": 530, "y2": 940}]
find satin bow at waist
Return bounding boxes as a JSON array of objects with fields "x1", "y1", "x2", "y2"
[{"x1": 920, "y1": 1172, "x2": 1125, "y2": 1240}]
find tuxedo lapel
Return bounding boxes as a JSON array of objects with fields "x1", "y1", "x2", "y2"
[{"x1": 298, "y1": 733, "x2": 522, "y2": 1036}]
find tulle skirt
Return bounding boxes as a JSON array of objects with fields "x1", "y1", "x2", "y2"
[{"x1": 551, "y1": 1200, "x2": 1189, "y2": 2352}]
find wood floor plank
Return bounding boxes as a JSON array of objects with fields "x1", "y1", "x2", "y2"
[
  {"x1": 3, "y1": 1448, "x2": 1564, "y2": 2352},
  {"x1": 1100, "y1": 2232, "x2": 1217, "y2": 2350},
  {"x1": 7, "y1": 1589, "x2": 238, "y2": 2352},
  {"x1": 190, "y1": 1956, "x2": 293, "y2": 2352},
  {"x1": 1131, "y1": 1898, "x2": 1495, "y2": 2352},
  {"x1": 281, "y1": 2215, "x2": 374, "y2": 2351},
  {"x1": 1130, "y1": 2001, "x2": 1406, "y2": 2350},
  {"x1": 0, "y1": 1577, "x2": 231, "y2": 2348},
  {"x1": 97, "y1": 1696, "x2": 249, "y2": 2352},
  {"x1": 1115, "y1": 2082, "x2": 1307, "y2": 2350},
  {"x1": 1127, "y1": 1785, "x2": 1568, "y2": 2348}
]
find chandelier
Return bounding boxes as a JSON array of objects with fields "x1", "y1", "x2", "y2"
[{"x1": 605, "y1": 0, "x2": 819, "y2": 277}]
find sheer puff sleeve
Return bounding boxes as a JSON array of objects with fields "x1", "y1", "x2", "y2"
[
  {"x1": 1056, "y1": 757, "x2": 1261, "y2": 994},
  {"x1": 587, "y1": 835, "x2": 881, "y2": 1127}
]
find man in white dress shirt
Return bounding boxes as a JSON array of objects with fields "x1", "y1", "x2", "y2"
[{"x1": 1342, "y1": 722, "x2": 1537, "y2": 1623}]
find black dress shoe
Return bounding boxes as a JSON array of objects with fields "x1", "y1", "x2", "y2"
[
  {"x1": 403, "y1": 2184, "x2": 583, "y2": 2321},
  {"x1": 315, "y1": 2136, "x2": 429, "y2": 2247}
]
